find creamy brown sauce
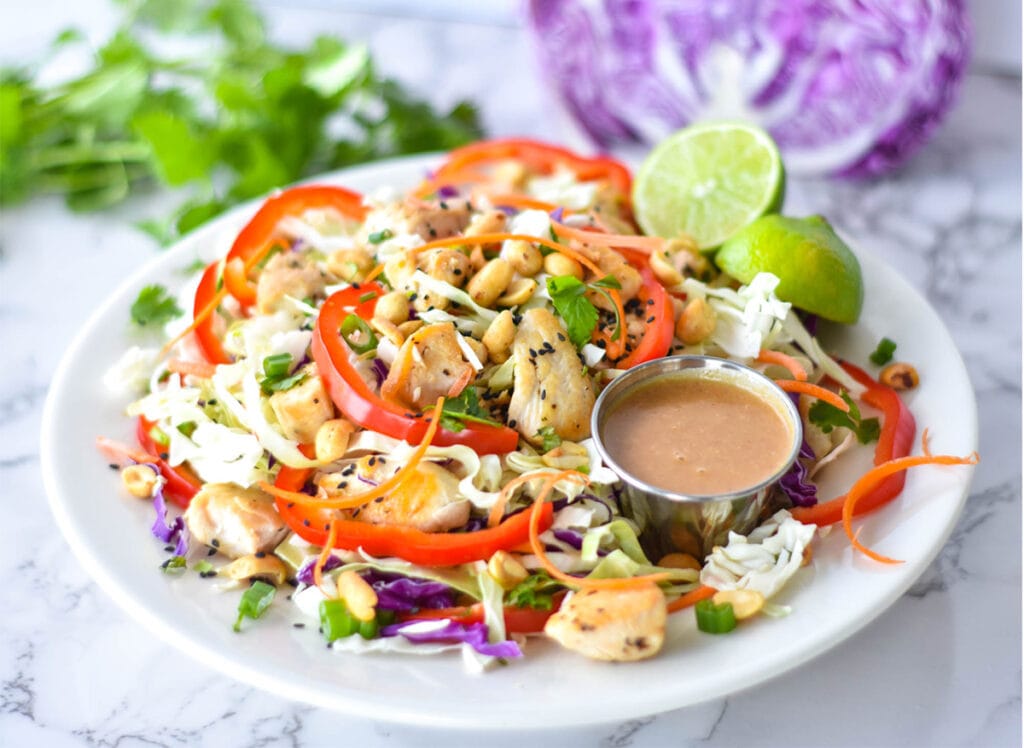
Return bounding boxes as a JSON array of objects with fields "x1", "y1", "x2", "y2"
[{"x1": 601, "y1": 372, "x2": 793, "y2": 496}]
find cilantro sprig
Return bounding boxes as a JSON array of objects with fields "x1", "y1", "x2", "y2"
[
  {"x1": 430, "y1": 388, "x2": 502, "y2": 432},
  {"x1": 130, "y1": 284, "x2": 183, "y2": 327},
  {"x1": 808, "y1": 391, "x2": 881, "y2": 444},
  {"x1": 546, "y1": 274, "x2": 622, "y2": 348},
  {"x1": 1, "y1": 0, "x2": 482, "y2": 241},
  {"x1": 506, "y1": 572, "x2": 562, "y2": 611}
]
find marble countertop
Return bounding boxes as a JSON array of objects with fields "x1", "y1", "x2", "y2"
[{"x1": 2, "y1": 3, "x2": 1020, "y2": 746}]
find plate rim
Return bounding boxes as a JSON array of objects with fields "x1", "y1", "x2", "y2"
[{"x1": 40, "y1": 152, "x2": 979, "y2": 729}]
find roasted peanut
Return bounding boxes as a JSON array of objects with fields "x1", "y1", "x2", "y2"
[
  {"x1": 676, "y1": 297, "x2": 717, "y2": 345},
  {"x1": 543, "y1": 252, "x2": 583, "y2": 280},
  {"x1": 337, "y1": 569, "x2": 378, "y2": 622},
  {"x1": 315, "y1": 418, "x2": 356, "y2": 463},
  {"x1": 467, "y1": 258, "x2": 514, "y2": 307},
  {"x1": 220, "y1": 554, "x2": 288, "y2": 587},
  {"x1": 463, "y1": 336, "x2": 489, "y2": 366},
  {"x1": 374, "y1": 291, "x2": 410, "y2": 324},
  {"x1": 487, "y1": 550, "x2": 529, "y2": 589},
  {"x1": 326, "y1": 248, "x2": 375, "y2": 282},
  {"x1": 657, "y1": 552, "x2": 702, "y2": 572},
  {"x1": 650, "y1": 249, "x2": 684, "y2": 287},
  {"x1": 465, "y1": 209, "x2": 507, "y2": 237},
  {"x1": 397, "y1": 319, "x2": 424, "y2": 337},
  {"x1": 502, "y1": 239, "x2": 544, "y2": 276},
  {"x1": 425, "y1": 248, "x2": 472, "y2": 287},
  {"x1": 879, "y1": 362, "x2": 919, "y2": 390},
  {"x1": 121, "y1": 464, "x2": 159, "y2": 498},
  {"x1": 496, "y1": 277, "x2": 537, "y2": 307},
  {"x1": 482, "y1": 309, "x2": 516, "y2": 363}
]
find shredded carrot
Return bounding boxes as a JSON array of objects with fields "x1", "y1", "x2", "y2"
[
  {"x1": 551, "y1": 221, "x2": 665, "y2": 253},
  {"x1": 363, "y1": 263, "x2": 386, "y2": 284},
  {"x1": 757, "y1": 349, "x2": 807, "y2": 381},
  {"x1": 479, "y1": 192, "x2": 560, "y2": 212},
  {"x1": 166, "y1": 358, "x2": 217, "y2": 379},
  {"x1": 258, "y1": 396, "x2": 445, "y2": 510},
  {"x1": 313, "y1": 520, "x2": 339, "y2": 593},
  {"x1": 527, "y1": 472, "x2": 671, "y2": 591},
  {"x1": 487, "y1": 470, "x2": 586, "y2": 529},
  {"x1": 160, "y1": 284, "x2": 229, "y2": 357},
  {"x1": 775, "y1": 379, "x2": 849, "y2": 411},
  {"x1": 408, "y1": 232, "x2": 628, "y2": 358},
  {"x1": 446, "y1": 365, "x2": 475, "y2": 399},
  {"x1": 666, "y1": 584, "x2": 717, "y2": 614},
  {"x1": 841, "y1": 440, "x2": 978, "y2": 563}
]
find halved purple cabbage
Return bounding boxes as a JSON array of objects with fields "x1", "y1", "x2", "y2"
[
  {"x1": 381, "y1": 619, "x2": 523, "y2": 658},
  {"x1": 527, "y1": 0, "x2": 970, "y2": 177}
]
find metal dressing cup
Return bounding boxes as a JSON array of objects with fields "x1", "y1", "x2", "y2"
[{"x1": 591, "y1": 355, "x2": 803, "y2": 561}]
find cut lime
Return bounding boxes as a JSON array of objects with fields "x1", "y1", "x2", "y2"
[
  {"x1": 633, "y1": 121, "x2": 784, "y2": 250},
  {"x1": 715, "y1": 214, "x2": 863, "y2": 324}
]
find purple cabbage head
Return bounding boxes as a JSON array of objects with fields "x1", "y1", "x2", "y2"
[
  {"x1": 381, "y1": 619, "x2": 523, "y2": 658},
  {"x1": 527, "y1": 0, "x2": 970, "y2": 177}
]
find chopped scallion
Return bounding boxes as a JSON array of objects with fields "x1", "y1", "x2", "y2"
[
  {"x1": 233, "y1": 581, "x2": 276, "y2": 632},
  {"x1": 695, "y1": 598, "x2": 736, "y2": 634},
  {"x1": 339, "y1": 314, "x2": 379, "y2": 354}
]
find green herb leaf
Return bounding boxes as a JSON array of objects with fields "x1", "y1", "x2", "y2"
[
  {"x1": 259, "y1": 353, "x2": 307, "y2": 394},
  {"x1": 535, "y1": 426, "x2": 562, "y2": 452},
  {"x1": 233, "y1": 580, "x2": 276, "y2": 632},
  {"x1": 547, "y1": 275, "x2": 598, "y2": 348},
  {"x1": 193, "y1": 559, "x2": 214, "y2": 574},
  {"x1": 368, "y1": 228, "x2": 394, "y2": 244},
  {"x1": 808, "y1": 392, "x2": 881, "y2": 444},
  {"x1": 869, "y1": 337, "x2": 897, "y2": 366},
  {"x1": 506, "y1": 572, "x2": 561, "y2": 611},
  {"x1": 160, "y1": 555, "x2": 187, "y2": 574},
  {"x1": 590, "y1": 274, "x2": 622, "y2": 290},
  {"x1": 434, "y1": 387, "x2": 501, "y2": 432},
  {"x1": 131, "y1": 284, "x2": 183, "y2": 327}
]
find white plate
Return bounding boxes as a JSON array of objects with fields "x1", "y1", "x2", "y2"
[{"x1": 41, "y1": 154, "x2": 978, "y2": 729}]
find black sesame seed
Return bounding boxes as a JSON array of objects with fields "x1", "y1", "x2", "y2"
[
  {"x1": 303, "y1": 519, "x2": 311, "y2": 527},
  {"x1": 108, "y1": 463, "x2": 119, "y2": 470},
  {"x1": 646, "y1": 316, "x2": 655, "y2": 323},
  {"x1": 211, "y1": 538, "x2": 220, "y2": 548},
  {"x1": 207, "y1": 547, "x2": 217, "y2": 557},
  {"x1": 293, "y1": 622, "x2": 306, "y2": 629},
  {"x1": 557, "y1": 333, "x2": 566, "y2": 342},
  {"x1": 646, "y1": 298, "x2": 655, "y2": 306},
  {"x1": 255, "y1": 551, "x2": 266, "y2": 558}
]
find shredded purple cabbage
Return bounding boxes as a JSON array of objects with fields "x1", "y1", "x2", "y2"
[
  {"x1": 552, "y1": 529, "x2": 584, "y2": 550},
  {"x1": 149, "y1": 466, "x2": 188, "y2": 556},
  {"x1": 370, "y1": 358, "x2": 390, "y2": 387},
  {"x1": 361, "y1": 570, "x2": 457, "y2": 611},
  {"x1": 437, "y1": 185, "x2": 459, "y2": 199},
  {"x1": 380, "y1": 619, "x2": 523, "y2": 659},
  {"x1": 549, "y1": 206, "x2": 565, "y2": 223},
  {"x1": 358, "y1": 475, "x2": 380, "y2": 487},
  {"x1": 296, "y1": 555, "x2": 343, "y2": 585},
  {"x1": 780, "y1": 441, "x2": 818, "y2": 507}
]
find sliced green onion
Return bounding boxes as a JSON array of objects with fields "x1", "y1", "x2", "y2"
[
  {"x1": 358, "y1": 291, "x2": 378, "y2": 303},
  {"x1": 358, "y1": 616, "x2": 379, "y2": 640},
  {"x1": 233, "y1": 581, "x2": 276, "y2": 632},
  {"x1": 319, "y1": 598, "x2": 359, "y2": 642},
  {"x1": 869, "y1": 337, "x2": 897, "y2": 366},
  {"x1": 339, "y1": 313, "x2": 379, "y2": 354},
  {"x1": 149, "y1": 426, "x2": 170, "y2": 447},
  {"x1": 695, "y1": 598, "x2": 736, "y2": 634},
  {"x1": 160, "y1": 555, "x2": 186, "y2": 574},
  {"x1": 263, "y1": 352, "x2": 294, "y2": 379},
  {"x1": 368, "y1": 229, "x2": 394, "y2": 244}
]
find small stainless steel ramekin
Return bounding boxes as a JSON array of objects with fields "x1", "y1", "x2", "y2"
[{"x1": 591, "y1": 355, "x2": 803, "y2": 560}]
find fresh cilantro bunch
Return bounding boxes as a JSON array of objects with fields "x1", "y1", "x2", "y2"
[{"x1": 0, "y1": 0, "x2": 482, "y2": 242}]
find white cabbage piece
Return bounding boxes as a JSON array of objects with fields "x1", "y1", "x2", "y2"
[
  {"x1": 104, "y1": 346, "x2": 160, "y2": 396},
  {"x1": 505, "y1": 208, "x2": 551, "y2": 239},
  {"x1": 223, "y1": 309, "x2": 311, "y2": 362},
  {"x1": 700, "y1": 510, "x2": 816, "y2": 599},
  {"x1": 682, "y1": 272, "x2": 792, "y2": 359},
  {"x1": 527, "y1": 169, "x2": 599, "y2": 210}
]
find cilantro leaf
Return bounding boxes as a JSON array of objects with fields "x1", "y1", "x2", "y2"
[
  {"x1": 547, "y1": 275, "x2": 599, "y2": 348},
  {"x1": 869, "y1": 337, "x2": 897, "y2": 366},
  {"x1": 536, "y1": 426, "x2": 562, "y2": 452},
  {"x1": 130, "y1": 284, "x2": 184, "y2": 327},
  {"x1": 436, "y1": 388, "x2": 501, "y2": 432},
  {"x1": 506, "y1": 572, "x2": 562, "y2": 611},
  {"x1": 808, "y1": 392, "x2": 881, "y2": 444}
]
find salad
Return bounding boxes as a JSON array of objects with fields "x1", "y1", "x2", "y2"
[{"x1": 99, "y1": 135, "x2": 976, "y2": 668}]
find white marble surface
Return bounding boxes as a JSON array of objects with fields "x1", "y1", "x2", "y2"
[{"x1": 2, "y1": 3, "x2": 1021, "y2": 746}]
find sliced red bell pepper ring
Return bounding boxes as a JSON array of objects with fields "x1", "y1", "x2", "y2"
[
  {"x1": 613, "y1": 266, "x2": 675, "y2": 369},
  {"x1": 136, "y1": 417, "x2": 203, "y2": 508},
  {"x1": 273, "y1": 461, "x2": 553, "y2": 567},
  {"x1": 790, "y1": 362, "x2": 916, "y2": 526},
  {"x1": 192, "y1": 261, "x2": 233, "y2": 365},
  {"x1": 427, "y1": 138, "x2": 632, "y2": 198},
  {"x1": 311, "y1": 283, "x2": 521, "y2": 455}
]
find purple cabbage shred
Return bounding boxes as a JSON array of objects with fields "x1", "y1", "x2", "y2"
[
  {"x1": 360, "y1": 570, "x2": 457, "y2": 611},
  {"x1": 370, "y1": 358, "x2": 390, "y2": 387},
  {"x1": 380, "y1": 619, "x2": 523, "y2": 659},
  {"x1": 552, "y1": 529, "x2": 584, "y2": 550},
  {"x1": 149, "y1": 465, "x2": 189, "y2": 554},
  {"x1": 779, "y1": 441, "x2": 818, "y2": 507},
  {"x1": 296, "y1": 555, "x2": 343, "y2": 585}
]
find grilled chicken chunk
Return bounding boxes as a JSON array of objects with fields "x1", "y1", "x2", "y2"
[
  {"x1": 269, "y1": 364, "x2": 335, "y2": 443},
  {"x1": 332, "y1": 456, "x2": 469, "y2": 533},
  {"x1": 376, "y1": 197, "x2": 471, "y2": 242},
  {"x1": 508, "y1": 308, "x2": 595, "y2": 445},
  {"x1": 256, "y1": 251, "x2": 328, "y2": 314},
  {"x1": 544, "y1": 585, "x2": 667, "y2": 662},
  {"x1": 380, "y1": 323, "x2": 474, "y2": 410},
  {"x1": 184, "y1": 483, "x2": 288, "y2": 559}
]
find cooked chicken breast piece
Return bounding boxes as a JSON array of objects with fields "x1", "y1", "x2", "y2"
[
  {"x1": 544, "y1": 585, "x2": 667, "y2": 662},
  {"x1": 256, "y1": 251, "x2": 327, "y2": 314},
  {"x1": 328, "y1": 456, "x2": 469, "y2": 533},
  {"x1": 269, "y1": 364, "x2": 335, "y2": 443},
  {"x1": 380, "y1": 323, "x2": 474, "y2": 410},
  {"x1": 379, "y1": 197, "x2": 471, "y2": 241},
  {"x1": 508, "y1": 308, "x2": 595, "y2": 445},
  {"x1": 184, "y1": 483, "x2": 289, "y2": 559}
]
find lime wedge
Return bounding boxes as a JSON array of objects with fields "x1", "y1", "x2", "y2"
[
  {"x1": 632, "y1": 121, "x2": 784, "y2": 250},
  {"x1": 715, "y1": 214, "x2": 863, "y2": 324}
]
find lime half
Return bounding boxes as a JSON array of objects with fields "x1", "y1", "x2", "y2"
[
  {"x1": 633, "y1": 121, "x2": 784, "y2": 250},
  {"x1": 715, "y1": 214, "x2": 864, "y2": 324}
]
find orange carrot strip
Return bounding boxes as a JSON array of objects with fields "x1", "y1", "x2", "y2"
[
  {"x1": 551, "y1": 221, "x2": 665, "y2": 253},
  {"x1": 487, "y1": 470, "x2": 586, "y2": 529},
  {"x1": 666, "y1": 585, "x2": 717, "y2": 614},
  {"x1": 258, "y1": 396, "x2": 445, "y2": 510},
  {"x1": 166, "y1": 358, "x2": 217, "y2": 379},
  {"x1": 775, "y1": 379, "x2": 849, "y2": 411},
  {"x1": 841, "y1": 444, "x2": 978, "y2": 563},
  {"x1": 527, "y1": 472, "x2": 671, "y2": 591},
  {"x1": 160, "y1": 284, "x2": 229, "y2": 357},
  {"x1": 313, "y1": 520, "x2": 339, "y2": 593},
  {"x1": 758, "y1": 349, "x2": 808, "y2": 381},
  {"x1": 481, "y1": 193, "x2": 560, "y2": 212},
  {"x1": 363, "y1": 263, "x2": 386, "y2": 284}
]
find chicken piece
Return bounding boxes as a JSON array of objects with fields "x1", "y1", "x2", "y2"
[
  {"x1": 336, "y1": 456, "x2": 469, "y2": 532},
  {"x1": 184, "y1": 483, "x2": 289, "y2": 559},
  {"x1": 544, "y1": 585, "x2": 667, "y2": 662},
  {"x1": 269, "y1": 364, "x2": 335, "y2": 443},
  {"x1": 380, "y1": 323, "x2": 475, "y2": 410},
  {"x1": 256, "y1": 251, "x2": 328, "y2": 314},
  {"x1": 579, "y1": 243, "x2": 642, "y2": 312},
  {"x1": 508, "y1": 308, "x2": 595, "y2": 445},
  {"x1": 386, "y1": 197, "x2": 471, "y2": 241}
]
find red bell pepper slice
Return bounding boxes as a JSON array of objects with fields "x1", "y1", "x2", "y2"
[
  {"x1": 428, "y1": 138, "x2": 632, "y2": 198},
  {"x1": 272, "y1": 461, "x2": 553, "y2": 567},
  {"x1": 311, "y1": 283, "x2": 521, "y2": 455},
  {"x1": 397, "y1": 597, "x2": 563, "y2": 634},
  {"x1": 192, "y1": 261, "x2": 233, "y2": 365},
  {"x1": 135, "y1": 417, "x2": 203, "y2": 508},
  {"x1": 614, "y1": 266, "x2": 675, "y2": 369},
  {"x1": 790, "y1": 362, "x2": 916, "y2": 526}
]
